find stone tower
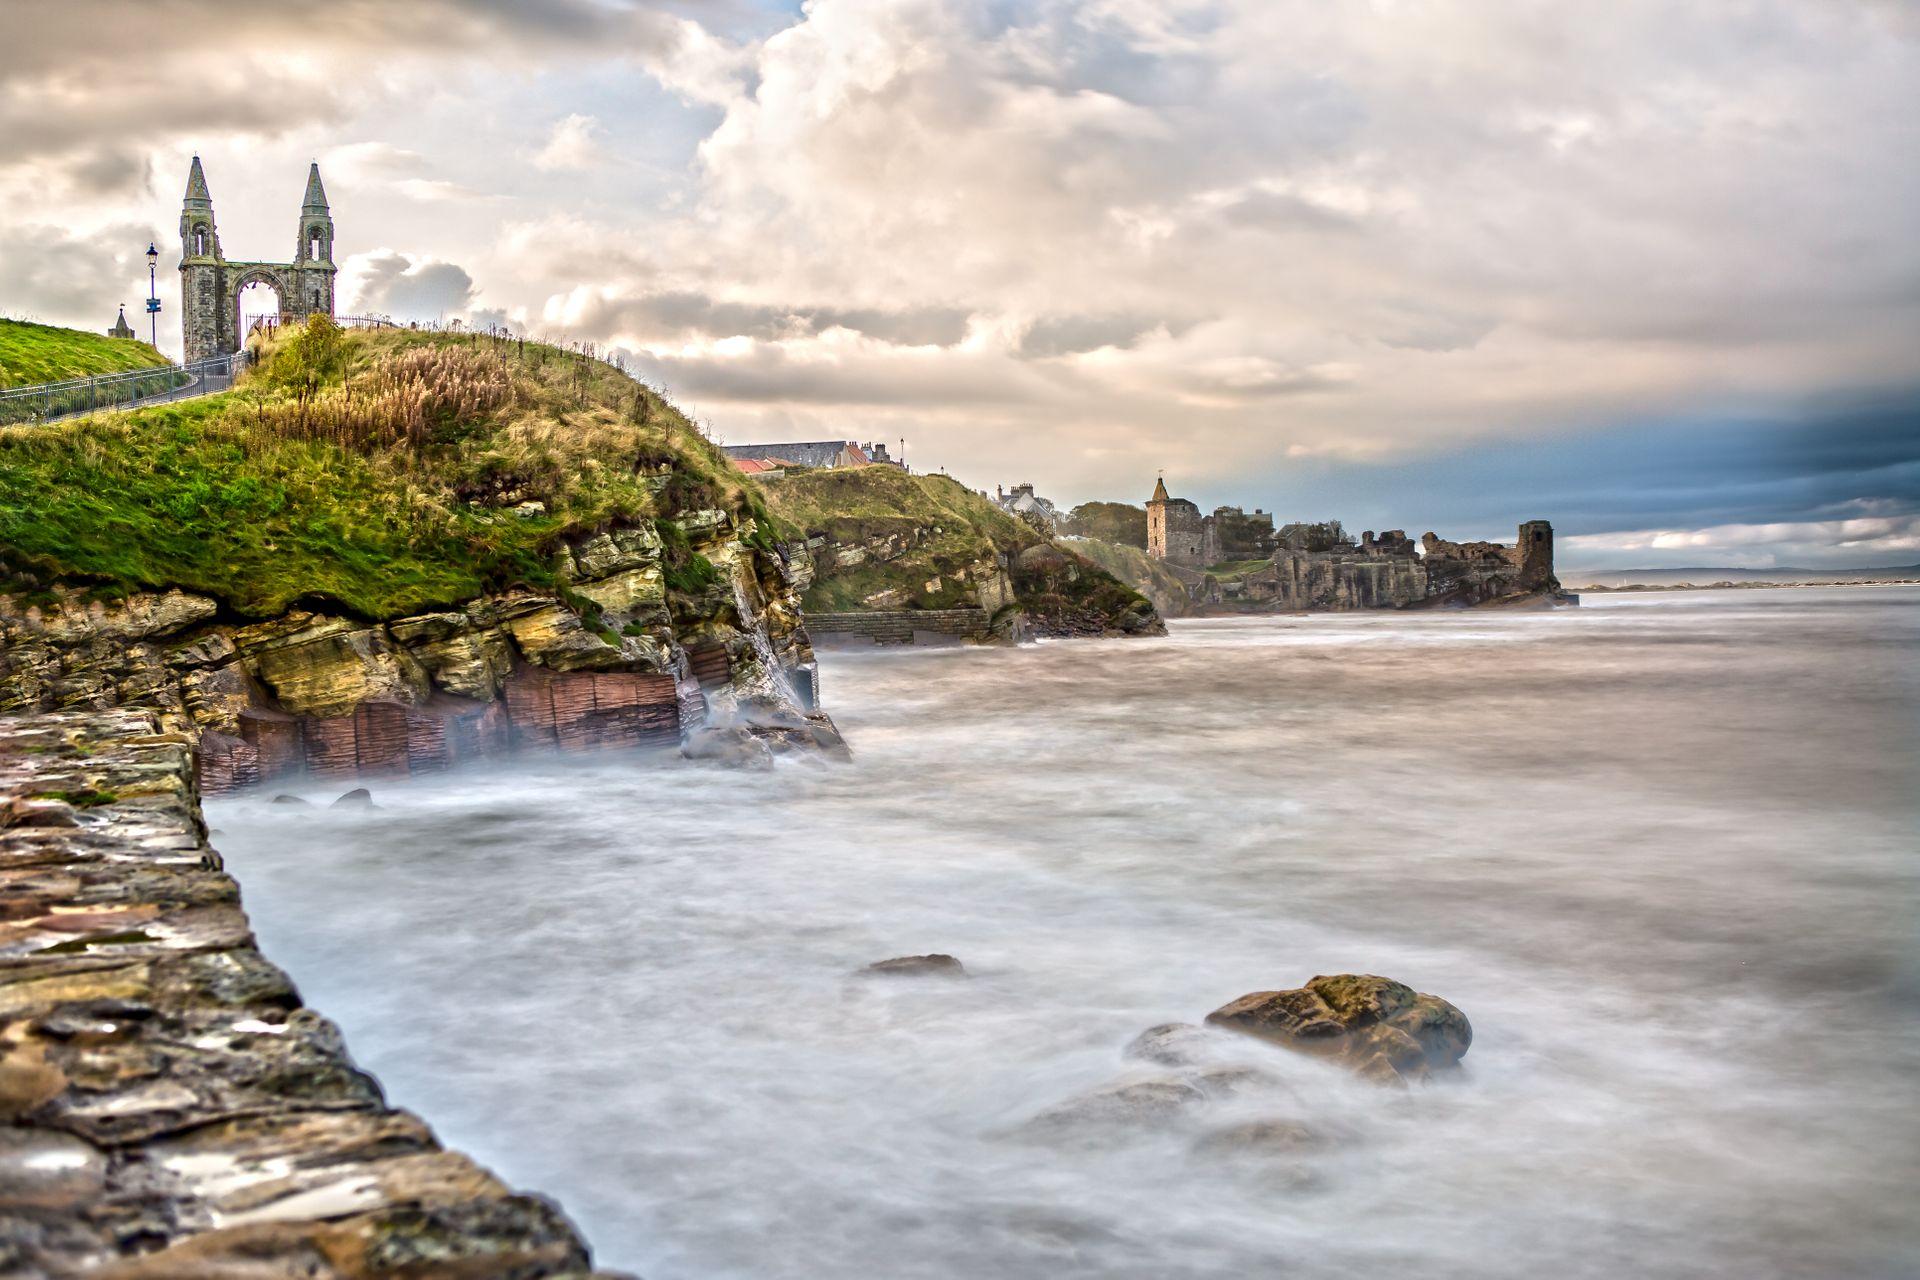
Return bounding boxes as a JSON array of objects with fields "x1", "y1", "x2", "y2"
[
  {"x1": 1514, "y1": 519, "x2": 1555, "y2": 590},
  {"x1": 1146, "y1": 475, "x2": 1208, "y2": 565},
  {"x1": 1147, "y1": 476, "x2": 1172, "y2": 560},
  {"x1": 178, "y1": 157, "x2": 338, "y2": 362}
]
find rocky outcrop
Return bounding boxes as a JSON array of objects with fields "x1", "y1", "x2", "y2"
[
  {"x1": 1206, "y1": 974, "x2": 1472, "y2": 1084},
  {"x1": 1, "y1": 513, "x2": 840, "y2": 793},
  {"x1": 0, "y1": 708, "x2": 627, "y2": 1278}
]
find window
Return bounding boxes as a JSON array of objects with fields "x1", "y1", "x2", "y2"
[
  {"x1": 311, "y1": 290, "x2": 321, "y2": 310},
  {"x1": 193, "y1": 228, "x2": 207, "y2": 255},
  {"x1": 309, "y1": 231, "x2": 323, "y2": 259}
]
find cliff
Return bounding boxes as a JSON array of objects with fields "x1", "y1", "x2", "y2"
[
  {"x1": 0, "y1": 320, "x2": 838, "y2": 790},
  {"x1": 0, "y1": 708, "x2": 627, "y2": 1277},
  {"x1": 1060, "y1": 537, "x2": 1196, "y2": 619},
  {"x1": 752, "y1": 466, "x2": 1163, "y2": 641}
]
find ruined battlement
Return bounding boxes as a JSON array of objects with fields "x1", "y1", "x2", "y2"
[{"x1": 1144, "y1": 473, "x2": 1570, "y2": 611}]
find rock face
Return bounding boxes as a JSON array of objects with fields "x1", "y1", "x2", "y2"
[
  {"x1": 1206, "y1": 974, "x2": 1472, "y2": 1084},
  {"x1": 1, "y1": 514, "x2": 841, "y2": 793},
  {"x1": 0, "y1": 708, "x2": 628, "y2": 1278}
]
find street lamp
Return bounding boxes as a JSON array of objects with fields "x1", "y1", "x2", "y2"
[{"x1": 145, "y1": 243, "x2": 161, "y2": 352}]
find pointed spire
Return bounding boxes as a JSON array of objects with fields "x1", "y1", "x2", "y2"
[
  {"x1": 302, "y1": 162, "x2": 329, "y2": 212},
  {"x1": 1151, "y1": 475, "x2": 1170, "y2": 504},
  {"x1": 184, "y1": 155, "x2": 211, "y2": 206}
]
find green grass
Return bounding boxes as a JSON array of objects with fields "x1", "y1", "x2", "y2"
[
  {"x1": 0, "y1": 322, "x2": 765, "y2": 619},
  {"x1": 1204, "y1": 558, "x2": 1272, "y2": 578},
  {"x1": 0, "y1": 318, "x2": 170, "y2": 388}
]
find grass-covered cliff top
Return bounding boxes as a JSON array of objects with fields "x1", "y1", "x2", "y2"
[
  {"x1": 0, "y1": 318, "x2": 170, "y2": 388},
  {"x1": 754, "y1": 464, "x2": 1159, "y2": 632},
  {"x1": 757, "y1": 465, "x2": 1029, "y2": 547},
  {"x1": 0, "y1": 319, "x2": 765, "y2": 618}
]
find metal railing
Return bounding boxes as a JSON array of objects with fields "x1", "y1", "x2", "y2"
[{"x1": 0, "y1": 353, "x2": 245, "y2": 428}]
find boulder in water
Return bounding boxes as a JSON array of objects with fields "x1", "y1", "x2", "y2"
[
  {"x1": 330, "y1": 787, "x2": 374, "y2": 809},
  {"x1": 1123, "y1": 1022, "x2": 1221, "y2": 1068},
  {"x1": 1205, "y1": 974, "x2": 1470, "y2": 1084},
  {"x1": 860, "y1": 954, "x2": 965, "y2": 978},
  {"x1": 267, "y1": 794, "x2": 312, "y2": 808}
]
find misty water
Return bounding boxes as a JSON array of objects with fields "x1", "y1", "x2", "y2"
[{"x1": 209, "y1": 587, "x2": 1920, "y2": 1279}]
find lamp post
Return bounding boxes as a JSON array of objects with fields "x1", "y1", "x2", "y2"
[{"x1": 144, "y1": 243, "x2": 161, "y2": 352}]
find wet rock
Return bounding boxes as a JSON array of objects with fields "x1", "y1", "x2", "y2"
[
  {"x1": 269, "y1": 794, "x2": 312, "y2": 807},
  {"x1": 1023, "y1": 1077, "x2": 1207, "y2": 1136},
  {"x1": 860, "y1": 954, "x2": 966, "y2": 978},
  {"x1": 1206, "y1": 973, "x2": 1471, "y2": 1084},
  {"x1": 682, "y1": 726, "x2": 774, "y2": 770},
  {"x1": 1, "y1": 796, "x2": 80, "y2": 828},
  {"x1": 330, "y1": 787, "x2": 374, "y2": 809},
  {"x1": 1193, "y1": 1118, "x2": 1329, "y2": 1156},
  {"x1": 1123, "y1": 1022, "x2": 1219, "y2": 1068}
]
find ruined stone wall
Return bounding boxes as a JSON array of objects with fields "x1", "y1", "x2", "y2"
[
  {"x1": 1, "y1": 513, "x2": 841, "y2": 793},
  {"x1": 0, "y1": 708, "x2": 629, "y2": 1278},
  {"x1": 1190, "y1": 520, "x2": 1565, "y2": 612}
]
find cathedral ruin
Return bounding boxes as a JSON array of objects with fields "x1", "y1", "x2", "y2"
[
  {"x1": 1145, "y1": 477, "x2": 1566, "y2": 609},
  {"x1": 177, "y1": 157, "x2": 336, "y2": 362}
]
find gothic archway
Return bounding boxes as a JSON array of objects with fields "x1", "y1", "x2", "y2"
[{"x1": 231, "y1": 268, "x2": 288, "y2": 341}]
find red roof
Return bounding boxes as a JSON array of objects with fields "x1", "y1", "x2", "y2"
[{"x1": 733, "y1": 458, "x2": 781, "y2": 474}]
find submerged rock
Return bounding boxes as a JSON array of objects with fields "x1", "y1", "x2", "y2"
[
  {"x1": 1123, "y1": 1022, "x2": 1220, "y2": 1068},
  {"x1": 330, "y1": 787, "x2": 375, "y2": 809},
  {"x1": 1022, "y1": 1076, "x2": 1206, "y2": 1137},
  {"x1": 860, "y1": 954, "x2": 966, "y2": 978},
  {"x1": 268, "y1": 794, "x2": 312, "y2": 807},
  {"x1": 1205, "y1": 974, "x2": 1471, "y2": 1084}
]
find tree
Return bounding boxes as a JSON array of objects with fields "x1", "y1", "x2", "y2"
[{"x1": 1061, "y1": 501, "x2": 1148, "y2": 548}]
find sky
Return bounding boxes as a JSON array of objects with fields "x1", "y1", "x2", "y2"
[{"x1": 4, "y1": 0, "x2": 1918, "y2": 568}]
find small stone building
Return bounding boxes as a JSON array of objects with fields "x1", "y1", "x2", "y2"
[{"x1": 107, "y1": 306, "x2": 135, "y2": 340}]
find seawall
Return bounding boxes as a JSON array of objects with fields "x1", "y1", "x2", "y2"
[{"x1": 0, "y1": 708, "x2": 626, "y2": 1278}]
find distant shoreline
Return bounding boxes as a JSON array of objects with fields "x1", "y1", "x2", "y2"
[{"x1": 1575, "y1": 578, "x2": 1920, "y2": 593}]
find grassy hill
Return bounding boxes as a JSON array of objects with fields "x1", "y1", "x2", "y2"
[
  {"x1": 755, "y1": 465, "x2": 1161, "y2": 634},
  {"x1": 0, "y1": 318, "x2": 170, "y2": 388},
  {"x1": 0, "y1": 318, "x2": 764, "y2": 619}
]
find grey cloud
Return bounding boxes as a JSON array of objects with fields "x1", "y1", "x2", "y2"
[
  {"x1": 1018, "y1": 314, "x2": 1171, "y2": 359},
  {"x1": 1219, "y1": 191, "x2": 1364, "y2": 235},
  {"x1": 0, "y1": 222, "x2": 158, "y2": 327},
  {"x1": 348, "y1": 252, "x2": 476, "y2": 321},
  {"x1": 575, "y1": 290, "x2": 972, "y2": 348}
]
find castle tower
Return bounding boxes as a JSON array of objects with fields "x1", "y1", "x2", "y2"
[
  {"x1": 1515, "y1": 519, "x2": 1555, "y2": 590},
  {"x1": 1147, "y1": 476, "x2": 1171, "y2": 560},
  {"x1": 292, "y1": 162, "x2": 337, "y2": 319},
  {"x1": 178, "y1": 156, "x2": 227, "y2": 362}
]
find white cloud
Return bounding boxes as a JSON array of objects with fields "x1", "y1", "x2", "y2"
[{"x1": 532, "y1": 114, "x2": 603, "y2": 172}]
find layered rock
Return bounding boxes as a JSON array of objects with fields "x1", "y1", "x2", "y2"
[
  {"x1": 0, "y1": 708, "x2": 627, "y2": 1278},
  {"x1": 1, "y1": 513, "x2": 839, "y2": 794}
]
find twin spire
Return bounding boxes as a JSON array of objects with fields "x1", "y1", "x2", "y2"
[{"x1": 181, "y1": 155, "x2": 329, "y2": 212}]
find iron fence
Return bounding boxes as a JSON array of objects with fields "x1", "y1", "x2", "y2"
[{"x1": 0, "y1": 353, "x2": 244, "y2": 428}]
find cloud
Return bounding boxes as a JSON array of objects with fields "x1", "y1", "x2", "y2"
[
  {"x1": 1565, "y1": 509, "x2": 1920, "y2": 570},
  {"x1": 533, "y1": 114, "x2": 603, "y2": 172},
  {"x1": 3, "y1": 0, "x2": 1915, "y2": 556},
  {"x1": 341, "y1": 251, "x2": 476, "y2": 321},
  {"x1": 0, "y1": 222, "x2": 157, "y2": 327}
]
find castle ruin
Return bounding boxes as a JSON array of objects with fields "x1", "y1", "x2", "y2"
[
  {"x1": 1146, "y1": 478, "x2": 1565, "y2": 609},
  {"x1": 178, "y1": 157, "x2": 336, "y2": 362}
]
